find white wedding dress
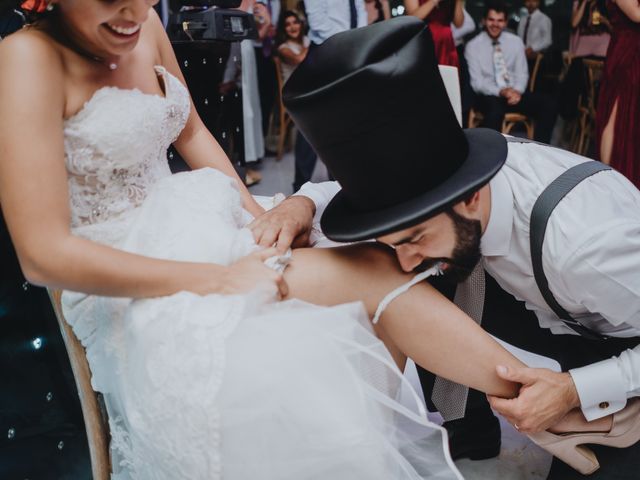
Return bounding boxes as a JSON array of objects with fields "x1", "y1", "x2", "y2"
[{"x1": 60, "y1": 66, "x2": 460, "y2": 480}]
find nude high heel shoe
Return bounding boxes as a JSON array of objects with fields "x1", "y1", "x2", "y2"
[{"x1": 527, "y1": 398, "x2": 640, "y2": 475}]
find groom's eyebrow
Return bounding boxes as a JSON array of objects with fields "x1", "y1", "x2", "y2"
[{"x1": 391, "y1": 227, "x2": 425, "y2": 247}]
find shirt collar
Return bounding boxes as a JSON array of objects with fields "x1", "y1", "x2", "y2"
[
  {"x1": 481, "y1": 169, "x2": 514, "y2": 257},
  {"x1": 485, "y1": 30, "x2": 503, "y2": 44}
]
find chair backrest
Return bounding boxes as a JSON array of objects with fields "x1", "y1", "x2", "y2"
[
  {"x1": 438, "y1": 65, "x2": 462, "y2": 126},
  {"x1": 528, "y1": 53, "x2": 544, "y2": 93},
  {"x1": 48, "y1": 290, "x2": 111, "y2": 480},
  {"x1": 582, "y1": 58, "x2": 604, "y2": 113},
  {"x1": 273, "y1": 56, "x2": 286, "y2": 109}
]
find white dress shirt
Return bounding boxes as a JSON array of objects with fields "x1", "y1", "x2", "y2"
[
  {"x1": 465, "y1": 31, "x2": 529, "y2": 96},
  {"x1": 296, "y1": 141, "x2": 640, "y2": 421},
  {"x1": 303, "y1": 0, "x2": 367, "y2": 45},
  {"x1": 517, "y1": 9, "x2": 552, "y2": 53},
  {"x1": 482, "y1": 141, "x2": 640, "y2": 421}
]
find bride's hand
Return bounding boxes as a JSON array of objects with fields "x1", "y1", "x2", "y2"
[{"x1": 220, "y1": 248, "x2": 289, "y2": 299}]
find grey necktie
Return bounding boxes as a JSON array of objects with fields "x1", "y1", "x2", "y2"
[
  {"x1": 430, "y1": 262, "x2": 486, "y2": 421},
  {"x1": 523, "y1": 14, "x2": 531, "y2": 46}
]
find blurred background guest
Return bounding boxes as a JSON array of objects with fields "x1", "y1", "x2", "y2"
[
  {"x1": 466, "y1": 1, "x2": 556, "y2": 143},
  {"x1": 292, "y1": 0, "x2": 366, "y2": 191},
  {"x1": 596, "y1": 0, "x2": 640, "y2": 187},
  {"x1": 517, "y1": 0, "x2": 552, "y2": 62},
  {"x1": 365, "y1": 0, "x2": 391, "y2": 24},
  {"x1": 451, "y1": 7, "x2": 476, "y2": 126},
  {"x1": 570, "y1": 0, "x2": 611, "y2": 58},
  {"x1": 405, "y1": 0, "x2": 464, "y2": 67},
  {"x1": 253, "y1": 0, "x2": 281, "y2": 150},
  {"x1": 277, "y1": 10, "x2": 309, "y2": 83},
  {"x1": 239, "y1": 0, "x2": 268, "y2": 185},
  {"x1": 558, "y1": 0, "x2": 611, "y2": 121}
]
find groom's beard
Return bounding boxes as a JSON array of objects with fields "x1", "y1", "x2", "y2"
[{"x1": 414, "y1": 210, "x2": 482, "y2": 283}]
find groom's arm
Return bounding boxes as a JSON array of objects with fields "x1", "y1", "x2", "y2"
[{"x1": 249, "y1": 181, "x2": 340, "y2": 252}]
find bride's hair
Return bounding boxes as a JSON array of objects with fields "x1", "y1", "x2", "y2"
[{"x1": 1, "y1": 0, "x2": 53, "y2": 23}]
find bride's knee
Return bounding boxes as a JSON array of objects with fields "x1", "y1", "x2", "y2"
[{"x1": 340, "y1": 242, "x2": 400, "y2": 270}]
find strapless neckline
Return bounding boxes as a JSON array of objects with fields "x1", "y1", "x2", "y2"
[{"x1": 65, "y1": 65, "x2": 173, "y2": 124}]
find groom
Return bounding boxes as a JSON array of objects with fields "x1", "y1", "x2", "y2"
[{"x1": 248, "y1": 17, "x2": 640, "y2": 478}]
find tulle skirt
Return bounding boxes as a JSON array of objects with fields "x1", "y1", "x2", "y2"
[{"x1": 62, "y1": 168, "x2": 460, "y2": 479}]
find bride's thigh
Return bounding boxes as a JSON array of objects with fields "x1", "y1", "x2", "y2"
[{"x1": 283, "y1": 243, "x2": 424, "y2": 313}]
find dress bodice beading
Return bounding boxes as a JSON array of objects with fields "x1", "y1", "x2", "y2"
[{"x1": 63, "y1": 66, "x2": 190, "y2": 242}]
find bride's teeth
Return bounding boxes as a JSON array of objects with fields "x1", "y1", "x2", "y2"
[{"x1": 107, "y1": 23, "x2": 141, "y2": 35}]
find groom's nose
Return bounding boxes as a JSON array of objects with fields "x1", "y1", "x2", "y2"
[{"x1": 396, "y1": 245, "x2": 424, "y2": 273}]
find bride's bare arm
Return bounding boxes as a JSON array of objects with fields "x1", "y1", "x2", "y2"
[
  {"x1": 0, "y1": 32, "x2": 283, "y2": 298},
  {"x1": 150, "y1": 12, "x2": 264, "y2": 218},
  {"x1": 284, "y1": 244, "x2": 524, "y2": 398}
]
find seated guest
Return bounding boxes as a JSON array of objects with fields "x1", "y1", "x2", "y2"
[
  {"x1": 465, "y1": 1, "x2": 556, "y2": 143},
  {"x1": 277, "y1": 10, "x2": 310, "y2": 84},
  {"x1": 517, "y1": 0, "x2": 552, "y2": 61}
]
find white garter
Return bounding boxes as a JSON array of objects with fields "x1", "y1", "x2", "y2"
[
  {"x1": 372, "y1": 264, "x2": 443, "y2": 324},
  {"x1": 263, "y1": 249, "x2": 292, "y2": 274}
]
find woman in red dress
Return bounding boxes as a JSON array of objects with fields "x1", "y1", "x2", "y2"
[
  {"x1": 596, "y1": 0, "x2": 640, "y2": 188},
  {"x1": 406, "y1": 0, "x2": 464, "y2": 67}
]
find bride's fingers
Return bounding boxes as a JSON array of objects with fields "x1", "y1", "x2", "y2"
[{"x1": 275, "y1": 273, "x2": 289, "y2": 299}]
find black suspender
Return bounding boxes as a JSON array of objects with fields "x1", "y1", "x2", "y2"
[{"x1": 507, "y1": 137, "x2": 612, "y2": 340}]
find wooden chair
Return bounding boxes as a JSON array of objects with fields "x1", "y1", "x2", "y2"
[
  {"x1": 468, "y1": 52, "x2": 544, "y2": 140},
  {"x1": 48, "y1": 290, "x2": 112, "y2": 480},
  {"x1": 271, "y1": 57, "x2": 294, "y2": 161},
  {"x1": 573, "y1": 58, "x2": 604, "y2": 156},
  {"x1": 501, "y1": 52, "x2": 544, "y2": 138}
]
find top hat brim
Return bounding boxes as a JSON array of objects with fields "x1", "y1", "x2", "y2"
[{"x1": 320, "y1": 128, "x2": 507, "y2": 242}]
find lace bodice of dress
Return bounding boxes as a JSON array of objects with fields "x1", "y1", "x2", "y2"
[{"x1": 63, "y1": 66, "x2": 190, "y2": 242}]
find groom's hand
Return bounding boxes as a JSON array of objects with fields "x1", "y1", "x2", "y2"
[
  {"x1": 487, "y1": 365, "x2": 581, "y2": 433},
  {"x1": 249, "y1": 196, "x2": 316, "y2": 253}
]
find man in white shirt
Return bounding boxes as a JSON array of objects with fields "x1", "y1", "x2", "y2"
[
  {"x1": 304, "y1": 0, "x2": 367, "y2": 45},
  {"x1": 517, "y1": 0, "x2": 552, "y2": 61},
  {"x1": 465, "y1": 1, "x2": 556, "y2": 143},
  {"x1": 250, "y1": 16, "x2": 640, "y2": 474},
  {"x1": 293, "y1": 0, "x2": 367, "y2": 191}
]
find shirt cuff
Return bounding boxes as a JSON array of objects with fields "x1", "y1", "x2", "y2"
[
  {"x1": 569, "y1": 358, "x2": 628, "y2": 421},
  {"x1": 292, "y1": 181, "x2": 341, "y2": 224}
]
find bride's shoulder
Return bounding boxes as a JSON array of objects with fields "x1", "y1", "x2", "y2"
[
  {"x1": 0, "y1": 28, "x2": 65, "y2": 123},
  {"x1": 0, "y1": 27, "x2": 64, "y2": 80}
]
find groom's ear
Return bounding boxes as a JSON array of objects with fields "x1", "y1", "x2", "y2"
[{"x1": 453, "y1": 190, "x2": 482, "y2": 217}]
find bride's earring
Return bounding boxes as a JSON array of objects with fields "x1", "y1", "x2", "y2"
[{"x1": 46, "y1": 2, "x2": 55, "y2": 11}]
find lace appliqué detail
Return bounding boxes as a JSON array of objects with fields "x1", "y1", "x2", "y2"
[{"x1": 63, "y1": 66, "x2": 190, "y2": 237}]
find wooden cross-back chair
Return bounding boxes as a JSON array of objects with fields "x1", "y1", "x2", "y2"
[
  {"x1": 48, "y1": 289, "x2": 112, "y2": 480},
  {"x1": 468, "y1": 52, "x2": 544, "y2": 139},
  {"x1": 271, "y1": 57, "x2": 294, "y2": 161},
  {"x1": 573, "y1": 58, "x2": 604, "y2": 155}
]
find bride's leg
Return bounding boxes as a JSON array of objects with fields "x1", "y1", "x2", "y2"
[{"x1": 283, "y1": 243, "x2": 523, "y2": 399}]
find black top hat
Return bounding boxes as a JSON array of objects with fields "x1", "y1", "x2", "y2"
[{"x1": 283, "y1": 16, "x2": 507, "y2": 242}]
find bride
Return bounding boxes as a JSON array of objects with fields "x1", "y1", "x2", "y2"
[{"x1": 0, "y1": 1, "x2": 527, "y2": 478}]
